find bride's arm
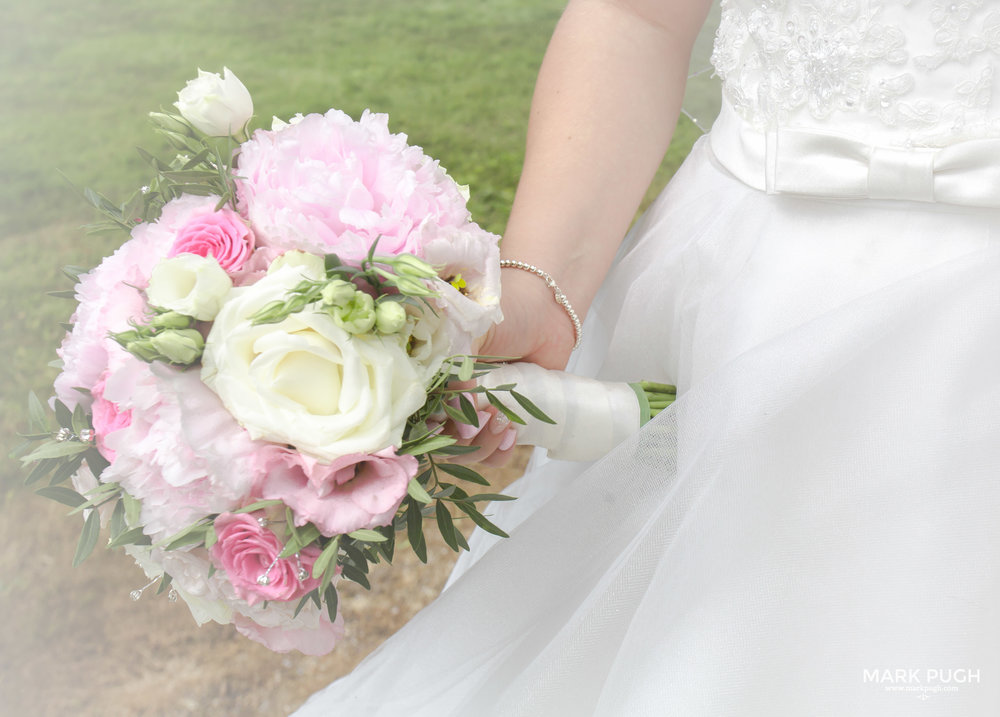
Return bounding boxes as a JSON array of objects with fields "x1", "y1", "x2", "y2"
[
  {"x1": 455, "y1": 0, "x2": 712, "y2": 465},
  {"x1": 479, "y1": 0, "x2": 713, "y2": 370}
]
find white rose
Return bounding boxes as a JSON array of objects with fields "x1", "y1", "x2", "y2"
[
  {"x1": 146, "y1": 254, "x2": 232, "y2": 320},
  {"x1": 201, "y1": 267, "x2": 427, "y2": 462},
  {"x1": 174, "y1": 67, "x2": 253, "y2": 137}
]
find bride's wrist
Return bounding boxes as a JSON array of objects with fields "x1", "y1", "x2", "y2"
[{"x1": 499, "y1": 263, "x2": 582, "y2": 351}]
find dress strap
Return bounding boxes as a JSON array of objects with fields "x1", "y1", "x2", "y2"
[{"x1": 709, "y1": 101, "x2": 1000, "y2": 208}]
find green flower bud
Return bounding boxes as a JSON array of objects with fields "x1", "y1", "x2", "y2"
[
  {"x1": 331, "y1": 291, "x2": 376, "y2": 334},
  {"x1": 374, "y1": 301, "x2": 407, "y2": 335},
  {"x1": 150, "y1": 328, "x2": 205, "y2": 365},
  {"x1": 320, "y1": 279, "x2": 356, "y2": 308},
  {"x1": 126, "y1": 338, "x2": 160, "y2": 363},
  {"x1": 149, "y1": 311, "x2": 194, "y2": 330},
  {"x1": 392, "y1": 253, "x2": 438, "y2": 279},
  {"x1": 393, "y1": 275, "x2": 436, "y2": 297},
  {"x1": 148, "y1": 111, "x2": 197, "y2": 137},
  {"x1": 110, "y1": 328, "x2": 145, "y2": 347}
]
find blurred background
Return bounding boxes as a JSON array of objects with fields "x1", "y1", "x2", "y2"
[{"x1": 0, "y1": 1, "x2": 699, "y2": 713}]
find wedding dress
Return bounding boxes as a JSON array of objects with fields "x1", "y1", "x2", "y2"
[{"x1": 295, "y1": 1, "x2": 1000, "y2": 714}]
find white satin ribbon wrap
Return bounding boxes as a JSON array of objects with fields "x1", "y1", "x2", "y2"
[
  {"x1": 477, "y1": 362, "x2": 641, "y2": 462},
  {"x1": 711, "y1": 101, "x2": 1000, "y2": 206}
]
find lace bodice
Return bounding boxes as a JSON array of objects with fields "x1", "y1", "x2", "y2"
[{"x1": 712, "y1": 0, "x2": 1000, "y2": 148}]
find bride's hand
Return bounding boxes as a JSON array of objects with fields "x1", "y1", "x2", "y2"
[
  {"x1": 444, "y1": 268, "x2": 578, "y2": 465},
  {"x1": 476, "y1": 267, "x2": 577, "y2": 370}
]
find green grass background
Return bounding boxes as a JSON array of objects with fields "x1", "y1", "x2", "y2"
[{"x1": 0, "y1": 1, "x2": 703, "y2": 712}]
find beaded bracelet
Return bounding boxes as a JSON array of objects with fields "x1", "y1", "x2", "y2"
[{"x1": 499, "y1": 259, "x2": 583, "y2": 350}]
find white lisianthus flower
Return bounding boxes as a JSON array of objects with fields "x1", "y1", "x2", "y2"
[
  {"x1": 400, "y1": 303, "x2": 455, "y2": 382},
  {"x1": 125, "y1": 545, "x2": 234, "y2": 626},
  {"x1": 420, "y1": 224, "x2": 503, "y2": 347},
  {"x1": 146, "y1": 253, "x2": 232, "y2": 320},
  {"x1": 174, "y1": 67, "x2": 253, "y2": 137},
  {"x1": 201, "y1": 266, "x2": 427, "y2": 462}
]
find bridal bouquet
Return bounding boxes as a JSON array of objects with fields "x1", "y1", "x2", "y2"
[{"x1": 15, "y1": 68, "x2": 556, "y2": 655}]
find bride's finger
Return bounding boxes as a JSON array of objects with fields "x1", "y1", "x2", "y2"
[{"x1": 443, "y1": 406, "x2": 515, "y2": 465}]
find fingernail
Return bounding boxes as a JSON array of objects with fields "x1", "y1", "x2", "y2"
[
  {"x1": 498, "y1": 427, "x2": 517, "y2": 451},
  {"x1": 455, "y1": 421, "x2": 481, "y2": 440},
  {"x1": 489, "y1": 412, "x2": 511, "y2": 434}
]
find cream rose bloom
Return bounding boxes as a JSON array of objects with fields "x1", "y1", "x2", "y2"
[{"x1": 201, "y1": 266, "x2": 426, "y2": 462}]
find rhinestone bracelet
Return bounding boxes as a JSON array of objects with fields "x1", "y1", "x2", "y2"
[{"x1": 499, "y1": 259, "x2": 582, "y2": 350}]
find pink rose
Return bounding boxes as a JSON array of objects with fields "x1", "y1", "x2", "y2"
[
  {"x1": 91, "y1": 373, "x2": 132, "y2": 462},
  {"x1": 168, "y1": 205, "x2": 254, "y2": 274},
  {"x1": 211, "y1": 512, "x2": 321, "y2": 606},
  {"x1": 256, "y1": 447, "x2": 418, "y2": 536}
]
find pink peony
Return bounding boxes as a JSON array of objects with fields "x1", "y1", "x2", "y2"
[
  {"x1": 100, "y1": 364, "x2": 258, "y2": 541},
  {"x1": 235, "y1": 109, "x2": 472, "y2": 263},
  {"x1": 211, "y1": 512, "x2": 322, "y2": 606},
  {"x1": 90, "y1": 373, "x2": 132, "y2": 462},
  {"x1": 256, "y1": 447, "x2": 418, "y2": 536},
  {"x1": 167, "y1": 204, "x2": 254, "y2": 273}
]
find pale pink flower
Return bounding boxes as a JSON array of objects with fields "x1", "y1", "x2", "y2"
[
  {"x1": 233, "y1": 600, "x2": 345, "y2": 655},
  {"x1": 54, "y1": 230, "x2": 166, "y2": 409},
  {"x1": 420, "y1": 223, "x2": 503, "y2": 350},
  {"x1": 211, "y1": 512, "x2": 322, "y2": 606},
  {"x1": 235, "y1": 109, "x2": 471, "y2": 262},
  {"x1": 256, "y1": 447, "x2": 418, "y2": 536},
  {"x1": 90, "y1": 372, "x2": 132, "y2": 462},
  {"x1": 100, "y1": 365, "x2": 258, "y2": 540},
  {"x1": 230, "y1": 245, "x2": 283, "y2": 286}
]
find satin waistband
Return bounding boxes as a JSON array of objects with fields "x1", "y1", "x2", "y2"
[{"x1": 709, "y1": 102, "x2": 1000, "y2": 208}]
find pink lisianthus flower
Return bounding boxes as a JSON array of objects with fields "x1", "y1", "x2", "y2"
[
  {"x1": 211, "y1": 512, "x2": 322, "y2": 606},
  {"x1": 167, "y1": 204, "x2": 254, "y2": 274},
  {"x1": 256, "y1": 447, "x2": 418, "y2": 537},
  {"x1": 235, "y1": 109, "x2": 471, "y2": 263},
  {"x1": 90, "y1": 373, "x2": 132, "y2": 462},
  {"x1": 233, "y1": 600, "x2": 345, "y2": 655}
]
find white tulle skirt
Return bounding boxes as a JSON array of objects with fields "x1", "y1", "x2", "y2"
[{"x1": 294, "y1": 137, "x2": 1000, "y2": 715}]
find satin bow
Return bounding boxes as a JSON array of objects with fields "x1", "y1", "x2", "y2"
[
  {"x1": 772, "y1": 130, "x2": 1000, "y2": 206},
  {"x1": 710, "y1": 103, "x2": 1000, "y2": 207}
]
